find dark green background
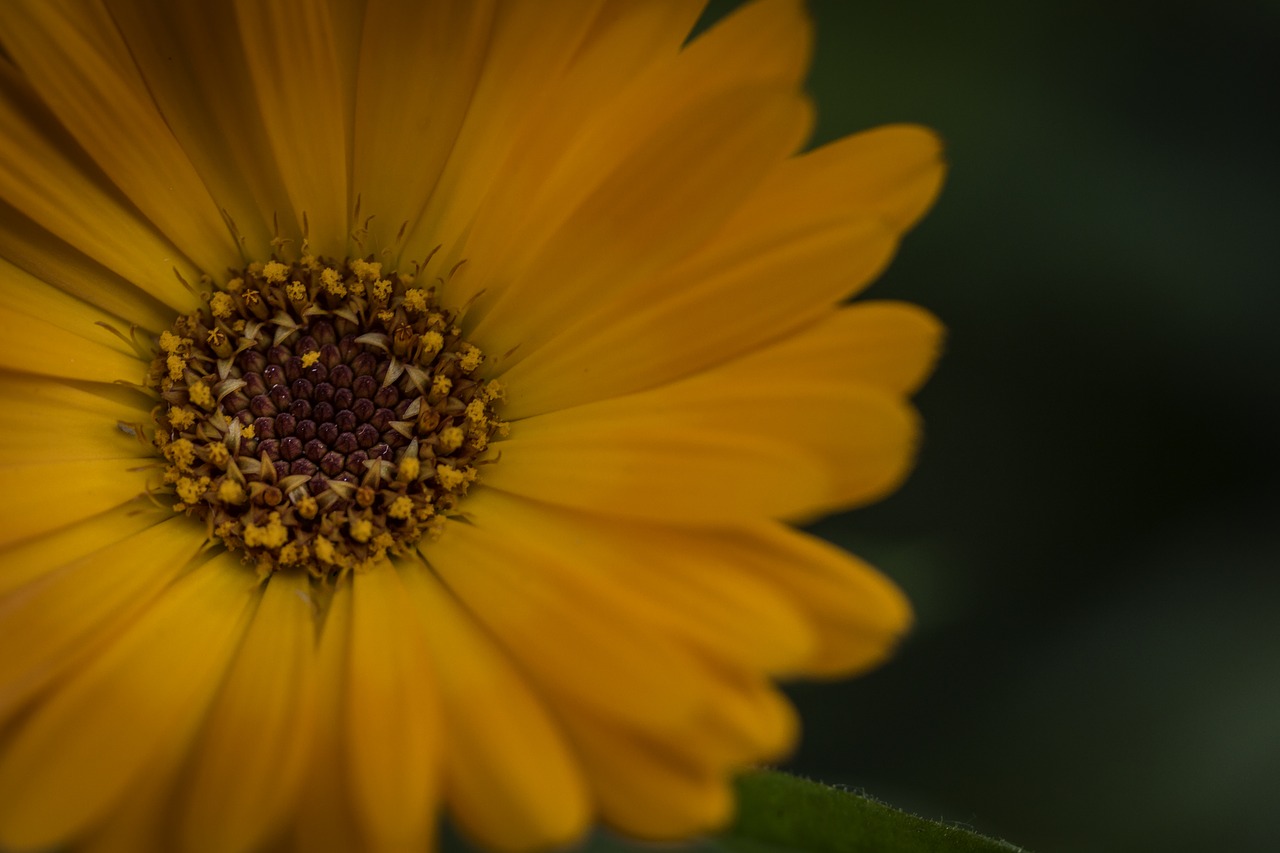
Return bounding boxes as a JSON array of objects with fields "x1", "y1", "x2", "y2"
[{"x1": 704, "y1": 1, "x2": 1280, "y2": 851}]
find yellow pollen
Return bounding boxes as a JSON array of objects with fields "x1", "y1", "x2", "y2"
[
  {"x1": 483, "y1": 380, "x2": 505, "y2": 401},
  {"x1": 300, "y1": 350, "x2": 321, "y2": 368},
  {"x1": 397, "y1": 456, "x2": 420, "y2": 482},
  {"x1": 377, "y1": 310, "x2": 395, "y2": 324},
  {"x1": 242, "y1": 423, "x2": 256, "y2": 439},
  {"x1": 165, "y1": 438, "x2": 196, "y2": 470},
  {"x1": 188, "y1": 382, "x2": 213, "y2": 409},
  {"x1": 439, "y1": 426, "x2": 464, "y2": 452},
  {"x1": 350, "y1": 259, "x2": 382, "y2": 282},
  {"x1": 313, "y1": 536, "x2": 336, "y2": 565},
  {"x1": 348, "y1": 518, "x2": 374, "y2": 543},
  {"x1": 262, "y1": 261, "x2": 288, "y2": 283},
  {"x1": 175, "y1": 476, "x2": 209, "y2": 504},
  {"x1": 243, "y1": 513, "x2": 288, "y2": 549},
  {"x1": 458, "y1": 344, "x2": 483, "y2": 372},
  {"x1": 402, "y1": 288, "x2": 428, "y2": 313},
  {"x1": 431, "y1": 374, "x2": 452, "y2": 396},
  {"x1": 225, "y1": 276, "x2": 244, "y2": 293},
  {"x1": 217, "y1": 479, "x2": 246, "y2": 504},
  {"x1": 387, "y1": 496, "x2": 414, "y2": 520},
  {"x1": 286, "y1": 281, "x2": 307, "y2": 301},
  {"x1": 209, "y1": 292, "x2": 234, "y2": 318},
  {"x1": 436, "y1": 464, "x2": 467, "y2": 491},
  {"x1": 296, "y1": 495, "x2": 318, "y2": 520},
  {"x1": 168, "y1": 407, "x2": 195, "y2": 430},
  {"x1": 465, "y1": 399, "x2": 487, "y2": 423},
  {"x1": 372, "y1": 279, "x2": 393, "y2": 303},
  {"x1": 159, "y1": 330, "x2": 186, "y2": 354},
  {"x1": 421, "y1": 331, "x2": 444, "y2": 358},
  {"x1": 166, "y1": 354, "x2": 186, "y2": 381},
  {"x1": 207, "y1": 443, "x2": 229, "y2": 466}
]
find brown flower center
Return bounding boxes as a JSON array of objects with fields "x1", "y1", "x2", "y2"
[{"x1": 146, "y1": 256, "x2": 505, "y2": 576}]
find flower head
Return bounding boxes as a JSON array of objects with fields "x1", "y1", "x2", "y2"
[{"x1": 0, "y1": 1, "x2": 944, "y2": 852}]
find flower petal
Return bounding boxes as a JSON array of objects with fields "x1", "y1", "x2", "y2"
[
  {"x1": 464, "y1": 85, "x2": 812, "y2": 363},
  {"x1": 0, "y1": 199, "x2": 175, "y2": 332},
  {"x1": 345, "y1": 560, "x2": 440, "y2": 850},
  {"x1": 177, "y1": 570, "x2": 317, "y2": 853},
  {"x1": 558, "y1": 709, "x2": 733, "y2": 840},
  {"x1": 500, "y1": 125, "x2": 946, "y2": 415},
  {"x1": 0, "y1": 0, "x2": 241, "y2": 276},
  {"x1": 291, "y1": 577, "x2": 365, "y2": 853},
  {"x1": 0, "y1": 497, "x2": 168, "y2": 599},
  {"x1": 398, "y1": 0, "x2": 607, "y2": 270},
  {"x1": 0, "y1": 457, "x2": 153, "y2": 548},
  {"x1": 713, "y1": 522, "x2": 915, "y2": 677},
  {"x1": 0, "y1": 551, "x2": 257, "y2": 850},
  {"x1": 400, "y1": 561, "x2": 590, "y2": 853},
  {"x1": 0, "y1": 258, "x2": 150, "y2": 383},
  {"x1": 0, "y1": 374, "x2": 153, "y2": 465},
  {"x1": 233, "y1": 0, "x2": 354, "y2": 256},
  {"x1": 0, "y1": 56, "x2": 200, "y2": 311},
  {"x1": 351, "y1": 0, "x2": 496, "y2": 257},
  {"x1": 0, "y1": 516, "x2": 201, "y2": 729},
  {"x1": 424, "y1": 503, "x2": 710, "y2": 731},
  {"x1": 105, "y1": 0, "x2": 300, "y2": 261},
  {"x1": 457, "y1": 488, "x2": 816, "y2": 674}
]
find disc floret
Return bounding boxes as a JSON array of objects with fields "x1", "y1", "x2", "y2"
[{"x1": 146, "y1": 256, "x2": 506, "y2": 576}]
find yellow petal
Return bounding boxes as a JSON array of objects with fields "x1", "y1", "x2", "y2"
[
  {"x1": 233, "y1": 0, "x2": 353, "y2": 256},
  {"x1": 559, "y1": 708, "x2": 733, "y2": 840},
  {"x1": 345, "y1": 560, "x2": 440, "y2": 850},
  {"x1": 489, "y1": 374, "x2": 916, "y2": 525},
  {"x1": 0, "y1": 551, "x2": 257, "y2": 850},
  {"x1": 291, "y1": 577, "x2": 366, "y2": 853},
  {"x1": 686, "y1": 663, "x2": 799, "y2": 765},
  {"x1": 0, "y1": 516, "x2": 201, "y2": 728},
  {"x1": 178, "y1": 570, "x2": 317, "y2": 853},
  {"x1": 0, "y1": 0, "x2": 240, "y2": 276},
  {"x1": 448, "y1": 0, "x2": 808, "y2": 316},
  {"x1": 501, "y1": 126, "x2": 945, "y2": 416},
  {"x1": 723, "y1": 301, "x2": 943, "y2": 396},
  {"x1": 401, "y1": 0, "x2": 606, "y2": 272},
  {"x1": 0, "y1": 199, "x2": 175, "y2": 332},
  {"x1": 0, "y1": 457, "x2": 154, "y2": 548},
  {"x1": 0, "y1": 497, "x2": 169, "y2": 598},
  {"x1": 0, "y1": 257, "x2": 148, "y2": 383},
  {"x1": 460, "y1": 489, "x2": 815, "y2": 674},
  {"x1": 0, "y1": 57, "x2": 199, "y2": 311},
  {"x1": 0, "y1": 373, "x2": 153, "y2": 465},
  {"x1": 400, "y1": 561, "x2": 590, "y2": 853},
  {"x1": 466, "y1": 83, "x2": 812, "y2": 363},
  {"x1": 106, "y1": 0, "x2": 299, "y2": 260},
  {"x1": 707, "y1": 522, "x2": 914, "y2": 677},
  {"x1": 351, "y1": 0, "x2": 496, "y2": 259},
  {"x1": 424, "y1": 504, "x2": 708, "y2": 730}
]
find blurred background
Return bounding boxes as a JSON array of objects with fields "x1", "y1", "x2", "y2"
[{"x1": 702, "y1": 1, "x2": 1279, "y2": 851}]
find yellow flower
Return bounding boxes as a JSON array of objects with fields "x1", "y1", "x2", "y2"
[{"x1": 0, "y1": 1, "x2": 944, "y2": 852}]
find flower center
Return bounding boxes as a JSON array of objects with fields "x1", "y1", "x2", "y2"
[{"x1": 145, "y1": 256, "x2": 505, "y2": 576}]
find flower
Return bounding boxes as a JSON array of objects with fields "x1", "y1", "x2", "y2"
[{"x1": 0, "y1": 1, "x2": 944, "y2": 852}]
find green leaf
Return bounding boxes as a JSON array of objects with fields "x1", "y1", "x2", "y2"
[
  {"x1": 720, "y1": 770, "x2": 1028, "y2": 853},
  {"x1": 441, "y1": 771, "x2": 1028, "y2": 853}
]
